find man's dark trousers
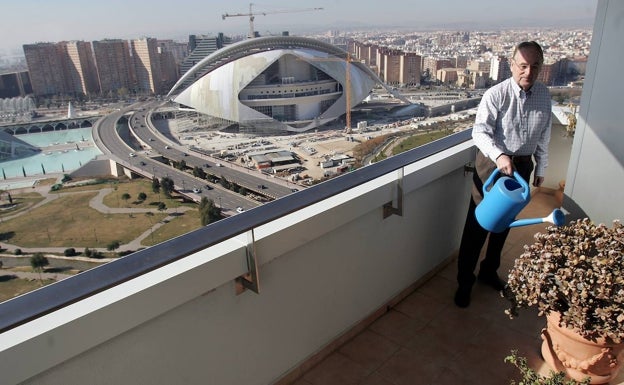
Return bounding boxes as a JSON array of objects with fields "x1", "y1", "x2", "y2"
[{"x1": 456, "y1": 152, "x2": 534, "y2": 289}]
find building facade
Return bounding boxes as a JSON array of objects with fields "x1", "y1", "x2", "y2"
[
  {"x1": 23, "y1": 43, "x2": 67, "y2": 96},
  {"x1": 23, "y1": 41, "x2": 99, "y2": 97},
  {"x1": 131, "y1": 38, "x2": 164, "y2": 95},
  {"x1": 169, "y1": 36, "x2": 381, "y2": 133},
  {"x1": 64, "y1": 41, "x2": 99, "y2": 96},
  {"x1": 0, "y1": 71, "x2": 32, "y2": 98},
  {"x1": 92, "y1": 39, "x2": 136, "y2": 95}
]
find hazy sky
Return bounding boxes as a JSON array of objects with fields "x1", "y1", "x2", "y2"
[{"x1": 0, "y1": 0, "x2": 597, "y2": 53}]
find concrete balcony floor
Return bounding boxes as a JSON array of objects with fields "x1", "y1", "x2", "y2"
[{"x1": 290, "y1": 190, "x2": 624, "y2": 385}]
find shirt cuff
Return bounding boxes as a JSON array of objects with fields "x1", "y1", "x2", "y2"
[{"x1": 491, "y1": 150, "x2": 504, "y2": 162}]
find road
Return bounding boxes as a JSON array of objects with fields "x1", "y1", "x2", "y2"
[{"x1": 92, "y1": 101, "x2": 299, "y2": 213}]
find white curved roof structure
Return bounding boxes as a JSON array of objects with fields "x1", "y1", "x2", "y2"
[{"x1": 168, "y1": 36, "x2": 381, "y2": 133}]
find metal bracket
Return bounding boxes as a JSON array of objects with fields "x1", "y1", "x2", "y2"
[
  {"x1": 235, "y1": 229, "x2": 260, "y2": 295},
  {"x1": 383, "y1": 168, "x2": 404, "y2": 219},
  {"x1": 464, "y1": 162, "x2": 475, "y2": 175}
]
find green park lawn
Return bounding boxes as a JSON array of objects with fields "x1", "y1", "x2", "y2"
[{"x1": 0, "y1": 178, "x2": 201, "y2": 249}]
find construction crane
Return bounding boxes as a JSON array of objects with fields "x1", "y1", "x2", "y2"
[
  {"x1": 301, "y1": 53, "x2": 356, "y2": 132},
  {"x1": 222, "y1": 3, "x2": 323, "y2": 39}
]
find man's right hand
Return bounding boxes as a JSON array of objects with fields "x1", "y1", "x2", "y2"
[{"x1": 496, "y1": 154, "x2": 514, "y2": 175}]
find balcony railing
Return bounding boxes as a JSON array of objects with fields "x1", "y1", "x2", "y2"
[{"x1": 1, "y1": 129, "x2": 477, "y2": 384}]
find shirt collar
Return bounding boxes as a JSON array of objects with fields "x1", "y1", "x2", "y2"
[{"x1": 510, "y1": 79, "x2": 532, "y2": 97}]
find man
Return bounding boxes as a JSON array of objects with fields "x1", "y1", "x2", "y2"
[{"x1": 454, "y1": 41, "x2": 552, "y2": 308}]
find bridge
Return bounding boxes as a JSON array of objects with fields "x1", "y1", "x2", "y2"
[{"x1": 0, "y1": 116, "x2": 101, "y2": 135}]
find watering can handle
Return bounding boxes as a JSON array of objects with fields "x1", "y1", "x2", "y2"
[
  {"x1": 482, "y1": 169, "x2": 500, "y2": 196},
  {"x1": 513, "y1": 171, "x2": 531, "y2": 201},
  {"x1": 482, "y1": 169, "x2": 530, "y2": 201}
]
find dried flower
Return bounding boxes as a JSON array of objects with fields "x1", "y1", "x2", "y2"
[{"x1": 504, "y1": 218, "x2": 624, "y2": 343}]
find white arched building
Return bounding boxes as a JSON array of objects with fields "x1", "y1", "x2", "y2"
[{"x1": 167, "y1": 36, "x2": 382, "y2": 133}]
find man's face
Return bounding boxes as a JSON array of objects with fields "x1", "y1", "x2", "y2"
[{"x1": 511, "y1": 47, "x2": 542, "y2": 91}]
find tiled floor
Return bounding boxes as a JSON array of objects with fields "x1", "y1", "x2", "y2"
[{"x1": 292, "y1": 191, "x2": 624, "y2": 385}]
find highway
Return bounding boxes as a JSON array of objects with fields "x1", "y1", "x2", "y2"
[{"x1": 93, "y1": 101, "x2": 298, "y2": 214}]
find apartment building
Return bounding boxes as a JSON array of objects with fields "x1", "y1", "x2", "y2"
[
  {"x1": 131, "y1": 37, "x2": 164, "y2": 95},
  {"x1": 92, "y1": 39, "x2": 135, "y2": 95},
  {"x1": 489, "y1": 55, "x2": 511, "y2": 85},
  {"x1": 23, "y1": 41, "x2": 99, "y2": 97},
  {"x1": 0, "y1": 71, "x2": 32, "y2": 98},
  {"x1": 381, "y1": 49, "x2": 402, "y2": 85},
  {"x1": 436, "y1": 67, "x2": 459, "y2": 85},
  {"x1": 64, "y1": 41, "x2": 99, "y2": 96},
  {"x1": 399, "y1": 52, "x2": 421, "y2": 87},
  {"x1": 23, "y1": 43, "x2": 67, "y2": 96},
  {"x1": 422, "y1": 56, "x2": 453, "y2": 81}
]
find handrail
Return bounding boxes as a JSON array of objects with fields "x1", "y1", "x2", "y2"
[{"x1": 0, "y1": 129, "x2": 472, "y2": 333}]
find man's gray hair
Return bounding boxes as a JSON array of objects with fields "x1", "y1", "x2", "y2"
[{"x1": 513, "y1": 41, "x2": 544, "y2": 64}]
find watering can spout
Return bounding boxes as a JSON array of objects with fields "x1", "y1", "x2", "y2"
[{"x1": 509, "y1": 208, "x2": 566, "y2": 228}]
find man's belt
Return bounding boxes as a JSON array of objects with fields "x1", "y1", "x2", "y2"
[{"x1": 511, "y1": 155, "x2": 532, "y2": 163}]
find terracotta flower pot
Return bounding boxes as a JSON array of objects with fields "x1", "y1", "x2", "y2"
[{"x1": 541, "y1": 312, "x2": 624, "y2": 384}]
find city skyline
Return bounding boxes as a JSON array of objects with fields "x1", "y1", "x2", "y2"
[{"x1": 1, "y1": 0, "x2": 597, "y2": 54}]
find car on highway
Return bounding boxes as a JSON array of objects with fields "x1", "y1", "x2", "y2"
[
  {"x1": 192, "y1": 188, "x2": 201, "y2": 193},
  {"x1": 215, "y1": 163, "x2": 223, "y2": 167},
  {"x1": 129, "y1": 153, "x2": 136, "y2": 157},
  {"x1": 165, "y1": 145, "x2": 170, "y2": 149},
  {"x1": 236, "y1": 206, "x2": 245, "y2": 213}
]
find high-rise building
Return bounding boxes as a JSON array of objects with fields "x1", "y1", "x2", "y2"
[
  {"x1": 382, "y1": 50, "x2": 402, "y2": 85},
  {"x1": 176, "y1": 33, "x2": 232, "y2": 92},
  {"x1": 92, "y1": 39, "x2": 135, "y2": 95},
  {"x1": 131, "y1": 37, "x2": 163, "y2": 94},
  {"x1": 180, "y1": 34, "x2": 230, "y2": 76},
  {"x1": 0, "y1": 71, "x2": 32, "y2": 98},
  {"x1": 489, "y1": 56, "x2": 511, "y2": 85},
  {"x1": 23, "y1": 41, "x2": 99, "y2": 97},
  {"x1": 454, "y1": 55, "x2": 469, "y2": 69},
  {"x1": 23, "y1": 43, "x2": 66, "y2": 96},
  {"x1": 399, "y1": 52, "x2": 421, "y2": 87},
  {"x1": 64, "y1": 41, "x2": 99, "y2": 96},
  {"x1": 156, "y1": 40, "x2": 186, "y2": 92}
]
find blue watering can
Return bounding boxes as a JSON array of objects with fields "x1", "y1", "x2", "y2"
[{"x1": 475, "y1": 169, "x2": 565, "y2": 233}]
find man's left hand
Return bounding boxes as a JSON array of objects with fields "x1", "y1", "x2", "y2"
[{"x1": 533, "y1": 176, "x2": 544, "y2": 187}]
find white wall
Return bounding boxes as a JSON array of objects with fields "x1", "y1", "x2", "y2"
[
  {"x1": 4, "y1": 143, "x2": 474, "y2": 385},
  {"x1": 565, "y1": 0, "x2": 624, "y2": 224}
]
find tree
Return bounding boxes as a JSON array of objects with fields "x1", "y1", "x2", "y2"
[
  {"x1": 137, "y1": 192, "x2": 147, "y2": 202},
  {"x1": 157, "y1": 202, "x2": 167, "y2": 213},
  {"x1": 152, "y1": 177, "x2": 161, "y2": 194},
  {"x1": 220, "y1": 176, "x2": 231, "y2": 190},
  {"x1": 160, "y1": 177, "x2": 174, "y2": 198},
  {"x1": 199, "y1": 197, "x2": 221, "y2": 226},
  {"x1": 121, "y1": 193, "x2": 131, "y2": 206},
  {"x1": 30, "y1": 252, "x2": 49, "y2": 283},
  {"x1": 106, "y1": 240, "x2": 121, "y2": 251},
  {"x1": 193, "y1": 166, "x2": 207, "y2": 180}
]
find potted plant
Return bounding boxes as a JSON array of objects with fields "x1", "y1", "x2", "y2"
[
  {"x1": 504, "y1": 218, "x2": 624, "y2": 384},
  {"x1": 505, "y1": 350, "x2": 590, "y2": 385}
]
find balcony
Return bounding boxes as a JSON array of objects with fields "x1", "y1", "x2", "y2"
[{"x1": 1, "y1": 1, "x2": 623, "y2": 384}]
